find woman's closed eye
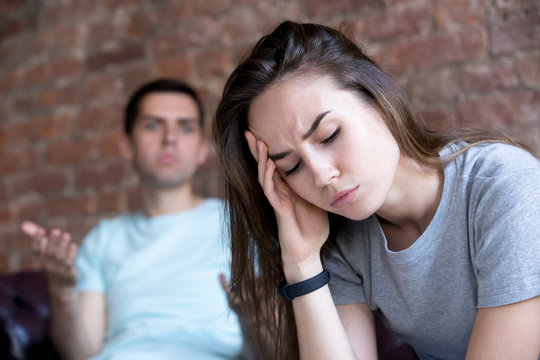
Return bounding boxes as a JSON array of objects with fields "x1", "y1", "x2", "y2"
[
  {"x1": 284, "y1": 160, "x2": 301, "y2": 177},
  {"x1": 283, "y1": 128, "x2": 341, "y2": 177},
  {"x1": 321, "y1": 128, "x2": 341, "y2": 144}
]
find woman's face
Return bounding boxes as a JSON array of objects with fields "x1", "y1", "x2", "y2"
[{"x1": 248, "y1": 75, "x2": 400, "y2": 221}]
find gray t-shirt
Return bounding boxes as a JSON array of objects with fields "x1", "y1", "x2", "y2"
[{"x1": 325, "y1": 142, "x2": 540, "y2": 359}]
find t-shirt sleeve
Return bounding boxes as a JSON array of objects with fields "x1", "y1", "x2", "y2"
[
  {"x1": 325, "y1": 242, "x2": 367, "y2": 305},
  {"x1": 471, "y1": 165, "x2": 540, "y2": 308},
  {"x1": 76, "y1": 224, "x2": 106, "y2": 292}
]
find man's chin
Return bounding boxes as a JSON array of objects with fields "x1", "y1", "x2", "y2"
[{"x1": 140, "y1": 176, "x2": 190, "y2": 191}]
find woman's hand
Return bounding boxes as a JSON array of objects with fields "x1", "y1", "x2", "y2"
[{"x1": 245, "y1": 131, "x2": 329, "y2": 281}]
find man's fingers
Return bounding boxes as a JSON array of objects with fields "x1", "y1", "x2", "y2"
[
  {"x1": 21, "y1": 221, "x2": 46, "y2": 238},
  {"x1": 65, "y1": 243, "x2": 78, "y2": 267},
  {"x1": 219, "y1": 272, "x2": 232, "y2": 296}
]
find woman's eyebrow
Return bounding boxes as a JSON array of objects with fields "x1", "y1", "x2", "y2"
[
  {"x1": 268, "y1": 110, "x2": 331, "y2": 161},
  {"x1": 302, "y1": 110, "x2": 331, "y2": 140}
]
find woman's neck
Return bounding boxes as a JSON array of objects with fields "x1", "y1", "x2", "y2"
[{"x1": 376, "y1": 156, "x2": 444, "y2": 251}]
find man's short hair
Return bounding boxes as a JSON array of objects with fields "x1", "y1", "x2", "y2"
[{"x1": 124, "y1": 79, "x2": 204, "y2": 135}]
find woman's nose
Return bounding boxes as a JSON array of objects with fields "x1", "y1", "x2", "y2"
[{"x1": 306, "y1": 155, "x2": 338, "y2": 187}]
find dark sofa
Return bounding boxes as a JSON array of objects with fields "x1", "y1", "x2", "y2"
[{"x1": 0, "y1": 271, "x2": 417, "y2": 360}]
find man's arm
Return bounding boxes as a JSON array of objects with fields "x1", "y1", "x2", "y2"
[
  {"x1": 21, "y1": 221, "x2": 107, "y2": 360},
  {"x1": 466, "y1": 296, "x2": 540, "y2": 359}
]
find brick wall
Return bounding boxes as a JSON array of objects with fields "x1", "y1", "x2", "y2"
[{"x1": 1, "y1": 0, "x2": 539, "y2": 273}]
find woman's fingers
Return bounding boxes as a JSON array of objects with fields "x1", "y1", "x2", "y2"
[{"x1": 244, "y1": 131, "x2": 259, "y2": 161}]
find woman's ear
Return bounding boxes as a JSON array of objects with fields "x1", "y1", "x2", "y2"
[
  {"x1": 119, "y1": 134, "x2": 134, "y2": 161},
  {"x1": 244, "y1": 130, "x2": 258, "y2": 162}
]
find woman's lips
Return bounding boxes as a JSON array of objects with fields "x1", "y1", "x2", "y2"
[{"x1": 330, "y1": 186, "x2": 359, "y2": 208}]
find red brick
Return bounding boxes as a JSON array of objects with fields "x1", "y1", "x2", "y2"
[
  {"x1": 53, "y1": 23, "x2": 84, "y2": 53},
  {"x1": 221, "y1": 8, "x2": 262, "y2": 45},
  {"x1": 13, "y1": 92, "x2": 45, "y2": 117},
  {"x1": 193, "y1": 0, "x2": 232, "y2": 17},
  {"x1": 31, "y1": 30, "x2": 54, "y2": 58},
  {"x1": 78, "y1": 102, "x2": 124, "y2": 132},
  {"x1": 0, "y1": 255, "x2": 8, "y2": 273},
  {"x1": 64, "y1": 217, "x2": 100, "y2": 245},
  {"x1": 126, "y1": 8, "x2": 157, "y2": 38},
  {"x1": 305, "y1": 0, "x2": 383, "y2": 17},
  {"x1": 77, "y1": 161, "x2": 127, "y2": 188},
  {"x1": 98, "y1": 188, "x2": 126, "y2": 213},
  {"x1": 195, "y1": 48, "x2": 233, "y2": 79},
  {"x1": 434, "y1": 0, "x2": 486, "y2": 30},
  {"x1": 407, "y1": 68, "x2": 460, "y2": 103},
  {"x1": 0, "y1": 17, "x2": 27, "y2": 42},
  {"x1": 85, "y1": 72, "x2": 124, "y2": 102},
  {"x1": 0, "y1": 182, "x2": 9, "y2": 203},
  {"x1": 0, "y1": 208, "x2": 14, "y2": 227},
  {"x1": 41, "y1": 1, "x2": 98, "y2": 27},
  {"x1": 15, "y1": 171, "x2": 69, "y2": 195},
  {"x1": 6, "y1": 230, "x2": 34, "y2": 253},
  {"x1": 0, "y1": 36, "x2": 26, "y2": 68},
  {"x1": 506, "y1": 123, "x2": 540, "y2": 153},
  {"x1": 153, "y1": 17, "x2": 219, "y2": 55},
  {"x1": 390, "y1": 26, "x2": 486, "y2": 71},
  {"x1": 16, "y1": 199, "x2": 45, "y2": 225},
  {"x1": 462, "y1": 61, "x2": 518, "y2": 93},
  {"x1": 492, "y1": 0, "x2": 539, "y2": 18},
  {"x1": 417, "y1": 105, "x2": 456, "y2": 131},
  {"x1": 104, "y1": 0, "x2": 138, "y2": 10},
  {"x1": 517, "y1": 52, "x2": 540, "y2": 88},
  {"x1": 45, "y1": 137, "x2": 97, "y2": 166},
  {"x1": 0, "y1": 0, "x2": 26, "y2": 13},
  {"x1": 121, "y1": 65, "x2": 152, "y2": 99},
  {"x1": 0, "y1": 70, "x2": 19, "y2": 94},
  {"x1": 51, "y1": 56, "x2": 84, "y2": 79},
  {"x1": 459, "y1": 91, "x2": 540, "y2": 129},
  {"x1": 99, "y1": 131, "x2": 124, "y2": 159},
  {"x1": 46, "y1": 195, "x2": 96, "y2": 218},
  {"x1": 0, "y1": 149, "x2": 37, "y2": 176},
  {"x1": 155, "y1": 55, "x2": 193, "y2": 82},
  {"x1": 41, "y1": 82, "x2": 84, "y2": 107},
  {"x1": 87, "y1": 20, "x2": 117, "y2": 48},
  {"x1": 490, "y1": 13, "x2": 540, "y2": 55},
  {"x1": 1, "y1": 112, "x2": 76, "y2": 148},
  {"x1": 151, "y1": 2, "x2": 192, "y2": 25},
  {"x1": 364, "y1": 3, "x2": 433, "y2": 41},
  {"x1": 22, "y1": 62, "x2": 54, "y2": 86},
  {"x1": 86, "y1": 42, "x2": 145, "y2": 72}
]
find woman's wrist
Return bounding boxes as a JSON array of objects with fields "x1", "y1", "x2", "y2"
[{"x1": 282, "y1": 253, "x2": 323, "y2": 284}]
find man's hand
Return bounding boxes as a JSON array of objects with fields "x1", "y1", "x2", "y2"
[{"x1": 21, "y1": 221, "x2": 79, "y2": 294}]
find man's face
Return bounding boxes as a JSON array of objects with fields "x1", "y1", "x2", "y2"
[{"x1": 128, "y1": 92, "x2": 208, "y2": 190}]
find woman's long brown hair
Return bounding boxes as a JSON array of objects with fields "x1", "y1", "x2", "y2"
[{"x1": 212, "y1": 20, "x2": 534, "y2": 359}]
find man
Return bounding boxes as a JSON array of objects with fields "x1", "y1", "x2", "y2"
[{"x1": 21, "y1": 79, "x2": 243, "y2": 360}]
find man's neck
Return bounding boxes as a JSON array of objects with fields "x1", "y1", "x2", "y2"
[{"x1": 140, "y1": 183, "x2": 204, "y2": 217}]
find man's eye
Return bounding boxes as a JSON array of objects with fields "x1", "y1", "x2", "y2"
[
  {"x1": 145, "y1": 122, "x2": 160, "y2": 130},
  {"x1": 321, "y1": 128, "x2": 341, "y2": 144},
  {"x1": 180, "y1": 124, "x2": 195, "y2": 133},
  {"x1": 284, "y1": 160, "x2": 301, "y2": 177}
]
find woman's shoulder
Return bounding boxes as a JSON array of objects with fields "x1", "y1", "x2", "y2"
[{"x1": 446, "y1": 141, "x2": 539, "y2": 179}]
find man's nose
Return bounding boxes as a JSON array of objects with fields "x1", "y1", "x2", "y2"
[{"x1": 162, "y1": 125, "x2": 178, "y2": 145}]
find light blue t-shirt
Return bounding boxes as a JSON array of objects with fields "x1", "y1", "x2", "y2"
[
  {"x1": 76, "y1": 198, "x2": 243, "y2": 360},
  {"x1": 326, "y1": 143, "x2": 540, "y2": 359}
]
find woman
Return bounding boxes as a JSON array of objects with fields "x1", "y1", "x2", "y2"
[{"x1": 213, "y1": 21, "x2": 540, "y2": 359}]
